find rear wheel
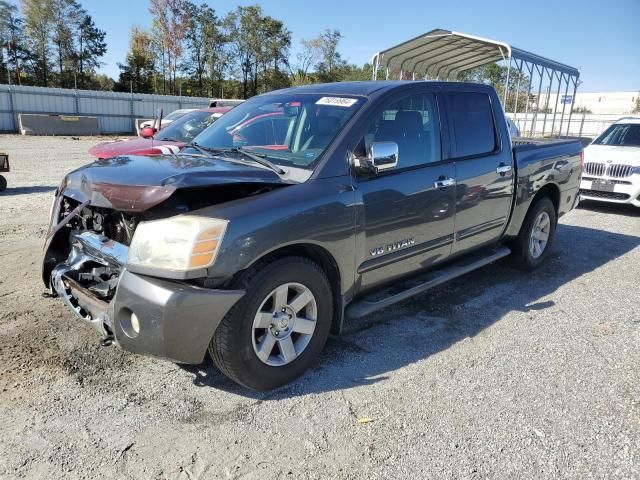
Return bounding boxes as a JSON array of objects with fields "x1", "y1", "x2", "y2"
[
  {"x1": 0, "y1": 175, "x2": 6, "y2": 192},
  {"x1": 509, "y1": 197, "x2": 557, "y2": 270},
  {"x1": 209, "y1": 256, "x2": 333, "y2": 390}
]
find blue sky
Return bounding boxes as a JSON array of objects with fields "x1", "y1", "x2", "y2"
[{"x1": 83, "y1": 0, "x2": 639, "y2": 92}]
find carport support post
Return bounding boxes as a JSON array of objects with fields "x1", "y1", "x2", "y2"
[
  {"x1": 503, "y1": 55, "x2": 512, "y2": 106},
  {"x1": 541, "y1": 69, "x2": 553, "y2": 137},
  {"x1": 557, "y1": 75, "x2": 571, "y2": 137},
  {"x1": 565, "y1": 77, "x2": 579, "y2": 137},
  {"x1": 550, "y1": 72, "x2": 563, "y2": 137},
  {"x1": 512, "y1": 60, "x2": 523, "y2": 116},
  {"x1": 531, "y1": 65, "x2": 545, "y2": 137},
  {"x1": 522, "y1": 62, "x2": 534, "y2": 137}
]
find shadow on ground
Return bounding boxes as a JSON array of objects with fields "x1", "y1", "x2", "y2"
[
  {"x1": 0, "y1": 185, "x2": 56, "y2": 196},
  {"x1": 181, "y1": 223, "x2": 639, "y2": 398},
  {"x1": 577, "y1": 199, "x2": 640, "y2": 217}
]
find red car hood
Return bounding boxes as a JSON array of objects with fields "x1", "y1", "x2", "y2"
[{"x1": 89, "y1": 137, "x2": 184, "y2": 158}]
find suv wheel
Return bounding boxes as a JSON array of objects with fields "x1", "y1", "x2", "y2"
[
  {"x1": 509, "y1": 196, "x2": 557, "y2": 270},
  {"x1": 209, "y1": 256, "x2": 333, "y2": 390}
]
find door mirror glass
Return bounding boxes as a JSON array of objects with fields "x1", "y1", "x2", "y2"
[{"x1": 366, "y1": 141, "x2": 398, "y2": 172}]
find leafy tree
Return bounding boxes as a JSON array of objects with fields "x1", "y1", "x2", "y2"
[
  {"x1": 150, "y1": 0, "x2": 188, "y2": 94},
  {"x1": 51, "y1": 0, "x2": 79, "y2": 88},
  {"x1": 74, "y1": 11, "x2": 106, "y2": 88},
  {"x1": 0, "y1": 0, "x2": 29, "y2": 84},
  {"x1": 633, "y1": 95, "x2": 640, "y2": 114},
  {"x1": 181, "y1": 1, "x2": 221, "y2": 96},
  {"x1": 21, "y1": 0, "x2": 54, "y2": 85},
  {"x1": 115, "y1": 26, "x2": 156, "y2": 93}
]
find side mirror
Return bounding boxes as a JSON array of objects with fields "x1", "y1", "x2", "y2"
[
  {"x1": 365, "y1": 142, "x2": 398, "y2": 173},
  {"x1": 140, "y1": 127, "x2": 156, "y2": 139}
]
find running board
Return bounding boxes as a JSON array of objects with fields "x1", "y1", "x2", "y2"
[{"x1": 346, "y1": 245, "x2": 511, "y2": 319}]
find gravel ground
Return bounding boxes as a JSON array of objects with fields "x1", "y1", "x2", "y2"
[{"x1": 0, "y1": 135, "x2": 638, "y2": 479}]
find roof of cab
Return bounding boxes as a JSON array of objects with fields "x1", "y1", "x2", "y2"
[
  {"x1": 264, "y1": 80, "x2": 493, "y2": 98},
  {"x1": 614, "y1": 116, "x2": 640, "y2": 125}
]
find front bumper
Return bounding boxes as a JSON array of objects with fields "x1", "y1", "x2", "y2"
[
  {"x1": 579, "y1": 176, "x2": 640, "y2": 207},
  {"x1": 50, "y1": 231, "x2": 244, "y2": 364}
]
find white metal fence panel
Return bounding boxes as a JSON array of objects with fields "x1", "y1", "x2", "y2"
[
  {"x1": 0, "y1": 84, "x2": 211, "y2": 134},
  {"x1": 509, "y1": 113, "x2": 632, "y2": 139}
]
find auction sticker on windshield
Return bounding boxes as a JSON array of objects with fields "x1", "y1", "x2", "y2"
[{"x1": 316, "y1": 97, "x2": 358, "y2": 107}]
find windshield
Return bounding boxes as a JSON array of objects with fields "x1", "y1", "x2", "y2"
[
  {"x1": 164, "y1": 109, "x2": 193, "y2": 121},
  {"x1": 189, "y1": 94, "x2": 365, "y2": 170},
  {"x1": 593, "y1": 123, "x2": 640, "y2": 147},
  {"x1": 156, "y1": 110, "x2": 223, "y2": 142}
]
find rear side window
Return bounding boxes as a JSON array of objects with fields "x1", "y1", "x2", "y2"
[{"x1": 449, "y1": 92, "x2": 497, "y2": 158}]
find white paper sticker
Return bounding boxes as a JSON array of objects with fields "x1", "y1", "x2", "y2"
[{"x1": 315, "y1": 96, "x2": 358, "y2": 107}]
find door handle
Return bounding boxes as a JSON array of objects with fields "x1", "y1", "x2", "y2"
[
  {"x1": 496, "y1": 164, "x2": 512, "y2": 175},
  {"x1": 434, "y1": 177, "x2": 455, "y2": 189}
]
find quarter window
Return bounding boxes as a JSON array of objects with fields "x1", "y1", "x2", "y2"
[{"x1": 449, "y1": 92, "x2": 497, "y2": 158}]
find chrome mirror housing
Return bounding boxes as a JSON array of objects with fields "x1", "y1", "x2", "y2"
[{"x1": 366, "y1": 142, "x2": 398, "y2": 173}]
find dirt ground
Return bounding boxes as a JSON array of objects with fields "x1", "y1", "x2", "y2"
[{"x1": 0, "y1": 135, "x2": 638, "y2": 479}]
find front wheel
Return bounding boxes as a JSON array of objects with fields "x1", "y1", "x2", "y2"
[
  {"x1": 509, "y1": 196, "x2": 557, "y2": 270},
  {"x1": 209, "y1": 257, "x2": 333, "y2": 390}
]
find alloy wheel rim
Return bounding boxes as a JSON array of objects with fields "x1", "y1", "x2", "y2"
[
  {"x1": 529, "y1": 211, "x2": 550, "y2": 259},
  {"x1": 251, "y1": 282, "x2": 317, "y2": 366}
]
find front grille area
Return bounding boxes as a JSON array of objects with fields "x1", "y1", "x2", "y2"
[
  {"x1": 583, "y1": 162, "x2": 634, "y2": 178},
  {"x1": 607, "y1": 164, "x2": 634, "y2": 178},
  {"x1": 579, "y1": 189, "x2": 631, "y2": 200}
]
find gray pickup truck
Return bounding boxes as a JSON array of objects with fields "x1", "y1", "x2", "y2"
[{"x1": 42, "y1": 81, "x2": 583, "y2": 390}]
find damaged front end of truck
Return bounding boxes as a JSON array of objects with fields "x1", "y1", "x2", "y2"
[{"x1": 42, "y1": 154, "x2": 290, "y2": 362}]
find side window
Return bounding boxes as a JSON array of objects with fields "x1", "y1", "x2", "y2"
[
  {"x1": 449, "y1": 92, "x2": 496, "y2": 157},
  {"x1": 359, "y1": 93, "x2": 441, "y2": 169}
]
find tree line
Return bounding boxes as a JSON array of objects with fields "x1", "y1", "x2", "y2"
[
  {"x1": 0, "y1": 0, "x2": 370, "y2": 98},
  {"x1": 0, "y1": 0, "x2": 109, "y2": 89},
  {"x1": 115, "y1": 1, "x2": 371, "y2": 98},
  {"x1": 1, "y1": 0, "x2": 540, "y2": 103}
]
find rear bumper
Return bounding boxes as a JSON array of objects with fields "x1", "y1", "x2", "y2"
[
  {"x1": 49, "y1": 230, "x2": 244, "y2": 364},
  {"x1": 579, "y1": 177, "x2": 640, "y2": 207}
]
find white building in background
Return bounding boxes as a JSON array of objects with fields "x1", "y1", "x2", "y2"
[{"x1": 536, "y1": 91, "x2": 639, "y2": 114}]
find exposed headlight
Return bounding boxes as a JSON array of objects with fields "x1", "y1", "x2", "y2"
[{"x1": 128, "y1": 216, "x2": 228, "y2": 272}]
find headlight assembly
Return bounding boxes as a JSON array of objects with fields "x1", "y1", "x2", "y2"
[{"x1": 127, "y1": 216, "x2": 228, "y2": 272}]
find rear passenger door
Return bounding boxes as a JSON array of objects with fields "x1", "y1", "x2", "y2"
[
  {"x1": 354, "y1": 90, "x2": 457, "y2": 291},
  {"x1": 445, "y1": 90, "x2": 515, "y2": 254}
]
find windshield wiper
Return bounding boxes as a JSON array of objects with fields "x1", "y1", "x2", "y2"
[
  {"x1": 182, "y1": 141, "x2": 215, "y2": 158},
  {"x1": 181, "y1": 143, "x2": 286, "y2": 176},
  {"x1": 225, "y1": 147, "x2": 286, "y2": 175}
]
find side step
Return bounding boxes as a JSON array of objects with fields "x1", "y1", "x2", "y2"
[{"x1": 346, "y1": 245, "x2": 511, "y2": 319}]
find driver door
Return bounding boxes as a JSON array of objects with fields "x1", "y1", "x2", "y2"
[{"x1": 354, "y1": 90, "x2": 457, "y2": 291}]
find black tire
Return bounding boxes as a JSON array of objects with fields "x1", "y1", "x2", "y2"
[
  {"x1": 0, "y1": 175, "x2": 6, "y2": 192},
  {"x1": 209, "y1": 256, "x2": 333, "y2": 391},
  {"x1": 509, "y1": 196, "x2": 557, "y2": 270}
]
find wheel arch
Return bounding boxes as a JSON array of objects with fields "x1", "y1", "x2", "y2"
[
  {"x1": 534, "y1": 183, "x2": 561, "y2": 214},
  {"x1": 505, "y1": 181, "x2": 561, "y2": 239},
  {"x1": 235, "y1": 242, "x2": 345, "y2": 335}
]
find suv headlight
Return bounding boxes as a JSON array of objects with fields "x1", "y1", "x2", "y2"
[{"x1": 128, "y1": 216, "x2": 228, "y2": 272}]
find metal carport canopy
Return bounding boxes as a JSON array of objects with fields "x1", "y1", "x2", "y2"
[{"x1": 371, "y1": 28, "x2": 579, "y2": 80}]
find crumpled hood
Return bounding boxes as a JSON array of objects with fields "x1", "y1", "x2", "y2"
[
  {"x1": 60, "y1": 154, "x2": 290, "y2": 212},
  {"x1": 585, "y1": 144, "x2": 640, "y2": 166}
]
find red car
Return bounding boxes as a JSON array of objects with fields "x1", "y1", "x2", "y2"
[{"x1": 89, "y1": 107, "x2": 231, "y2": 159}]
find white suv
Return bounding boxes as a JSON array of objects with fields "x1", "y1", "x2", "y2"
[{"x1": 580, "y1": 117, "x2": 640, "y2": 207}]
